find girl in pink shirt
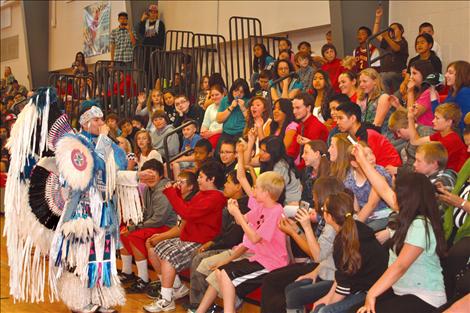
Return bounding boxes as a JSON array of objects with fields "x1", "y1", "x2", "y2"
[{"x1": 407, "y1": 60, "x2": 438, "y2": 128}]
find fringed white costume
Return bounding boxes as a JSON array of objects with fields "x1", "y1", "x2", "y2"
[{"x1": 4, "y1": 89, "x2": 142, "y2": 312}]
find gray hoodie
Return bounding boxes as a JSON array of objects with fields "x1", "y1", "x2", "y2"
[
  {"x1": 150, "y1": 124, "x2": 180, "y2": 160},
  {"x1": 140, "y1": 177, "x2": 178, "y2": 229}
]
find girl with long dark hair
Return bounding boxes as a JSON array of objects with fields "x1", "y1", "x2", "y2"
[
  {"x1": 216, "y1": 78, "x2": 251, "y2": 149},
  {"x1": 265, "y1": 98, "x2": 298, "y2": 150},
  {"x1": 353, "y1": 143, "x2": 447, "y2": 313},
  {"x1": 406, "y1": 59, "x2": 436, "y2": 129},
  {"x1": 243, "y1": 134, "x2": 301, "y2": 205},
  {"x1": 311, "y1": 192, "x2": 388, "y2": 313},
  {"x1": 310, "y1": 69, "x2": 336, "y2": 126}
]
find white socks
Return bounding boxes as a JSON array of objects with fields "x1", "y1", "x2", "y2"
[
  {"x1": 161, "y1": 287, "x2": 172, "y2": 301},
  {"x1": 136, "y1": 259, "x2": 149, "y2": 282},
  {"x1": 173, "y1": 274, "x2": 181, "y2": 288},
  {"x1": 121, "y1": 255, "x2": 133, "y2": 274}
]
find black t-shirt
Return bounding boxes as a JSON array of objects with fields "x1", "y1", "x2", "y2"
[
  {"x1": 380, "y1": 38, "x2": 409, "y2": 73},
  {"x1": 407, "y1": 51, "x2": 443, "y2": 74}
]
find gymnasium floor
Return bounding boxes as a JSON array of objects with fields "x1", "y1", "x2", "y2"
[{"x1": 0, "y1": 217, "x2": 259, "y2": 313}]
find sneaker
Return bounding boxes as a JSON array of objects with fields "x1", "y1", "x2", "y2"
[
  {"x1": 117, "y1": 271, "x2": 137, "y2": 284},
  {"x1": 185, "y1": 304, "x2": 222, "y2": 313},
  {"x1": 207, "y1": 304, "x2": 223, "y2": 313},
  {"x1": 96, "y1": 307, "x2": 117, "y2": 313},
  {"x1": 146, "y1": 282, "x2": 162, "y2": 299},
  {"x1": 125, "y1": 277, "x2": 149, "y2": 294},
  {"x1": 173, "y1": 283, "x2": 189, "y2": 300},
  {"x1": 72, "y1": 304, "x2": 100, "y2": 313},
  {"x1": 143, "y1": 298, "x2": 176, "y2": 312}
]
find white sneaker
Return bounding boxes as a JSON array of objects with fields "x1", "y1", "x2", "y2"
[
  {"x1": 73, "y1": 304, "x2": 100, "y2": 313},
  {"x1": 173, "y1": 284, "x2": 189, "y2": 300},
  {"x1": 143, "y1": 298, "x2": 176, "y2": 312}
]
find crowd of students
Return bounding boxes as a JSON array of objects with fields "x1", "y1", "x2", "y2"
[{"x1": 1, "y1": 5, "x2": 470, "y2": 313}]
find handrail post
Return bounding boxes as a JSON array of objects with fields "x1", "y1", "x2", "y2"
[
  {"x1": 163, "y1": 119, "x2": 197, "y2": 180},
  {"x1": 366, "y1": 28, "x2": 392, "y2": 67}
]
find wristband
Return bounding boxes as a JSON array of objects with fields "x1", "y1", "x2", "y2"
[
  {"x1": 228, "y1": 107, "x2": 232, "y2": 112},
  {"x1": 460, "y1": 200, "x2": 467, "y2": 208}
]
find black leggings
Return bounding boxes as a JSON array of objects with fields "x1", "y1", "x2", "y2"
[
  {"x1": 443, "y1": 236, "x2": 470, "y2": 299},
  {"x1": 260, "y1": 263, "x2": 316, "y2": 313}
]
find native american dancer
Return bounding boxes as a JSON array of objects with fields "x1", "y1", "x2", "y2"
[{"x1": 4, "y1": 88, "x2": 143, "y2": 313}]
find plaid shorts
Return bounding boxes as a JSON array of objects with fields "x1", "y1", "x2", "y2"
[{"x1": 154, "y1": 238, "x2": 201, "y2": 272}]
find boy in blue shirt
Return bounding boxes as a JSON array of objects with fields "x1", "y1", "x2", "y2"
[{"x1": 171, "y1": 120, "x2": 201, "y2": 177}]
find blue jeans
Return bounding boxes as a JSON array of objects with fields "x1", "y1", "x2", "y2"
[
  {"x1": 285, "y1": 279, "x2": 333, "y2": 312},
  {"x1": 312, "y1": 292, "x2": 366, "y2": 313}
]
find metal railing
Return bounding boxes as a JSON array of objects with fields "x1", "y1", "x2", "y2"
[
  {"x1": 248, "y1": 35, "x2": 287, "y2": 60},
  {"x1": 93, "y1": 61, "x2": 147, "y2": 118},
  {"x1": 149, "y1": 49, "x2": 193, "y2": 97},
  {"x1": 366, "y1": 28, "x2": 392, "y2": 68},
  {"x1": 165, "y1": 30, "x2": 194, "y2": 52},
  {"x1": 48, "y1": 72, "x2": 94, "y2": 121},
  {"x1": 191, "y1": 33, "x2": 230, "y2": 94},
  {"x1": 163, "y1": 119, "x2": 197, "y2": 180},
  {"x1": 229, "y1": 16, "x2": 262, "y2": 84}
]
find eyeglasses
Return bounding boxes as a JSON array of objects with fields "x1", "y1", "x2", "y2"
[
  {"x1": 176, "y1": 179, "x2": 188, "y2": 185},
  {"x1": 220, "y1": 150, "x2": 235, "y2": 154}
]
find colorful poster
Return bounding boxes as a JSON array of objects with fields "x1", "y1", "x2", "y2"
[{"x1": 83, "y1": 1, "x2": 110, "y2": 57}]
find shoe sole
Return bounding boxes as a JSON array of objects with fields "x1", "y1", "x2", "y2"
[{"x1": 143, "y1": 306, "x2": 176, "y2": 313}]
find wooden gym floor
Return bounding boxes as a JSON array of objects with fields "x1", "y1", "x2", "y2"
[{"x1": 0, "y1": 217, "x2": 259, "y2": 313}]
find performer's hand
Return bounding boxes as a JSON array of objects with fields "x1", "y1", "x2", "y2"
[
  {"x1": 99, "y1": 124, "x2": 110, "y2": 136},
  {"x1": 138, "y1": 169, "x2": 156, "y2": 183}
]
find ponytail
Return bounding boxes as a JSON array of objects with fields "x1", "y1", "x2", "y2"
[{"x1": 329, "y1": 193, "x2": 362, "y2": 275}]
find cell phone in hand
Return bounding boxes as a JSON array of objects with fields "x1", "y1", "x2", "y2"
[
  {"x1": 347, "y1": 135, "x2": 358, "y2": 145},
  {"x1": 299, "y1": 200, "x2": 310, "y2": 212}
]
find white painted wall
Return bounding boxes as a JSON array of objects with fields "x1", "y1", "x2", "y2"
[
  {"x1": 389, "y1": 0, "x2": 470, "y2": 69},
  {"x1": 48, "y1": 0, "x2": 127, "y2": 71},
  {"x1": 158, "y1": 0, "x2": 330, "y2": 38},
  {"x1": 1, "y1": 2, "x2": 31, "y2": 89}
]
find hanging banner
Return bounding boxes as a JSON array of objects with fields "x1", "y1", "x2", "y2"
[{"x1": 83, "y1": 1, "x2": 110, "y2": 57}]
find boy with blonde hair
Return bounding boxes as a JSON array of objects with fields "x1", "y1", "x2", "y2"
[
  {"x1": 414, "y1": 142, "x2": 457, "y2": 200},
  {"x1": 409, "y1": 103, "x2": 469, "y2": 172},
  {"x1": 194, "y1": 155, "x2": 289, "y2": 313},
  {"x1": 387, "y1": 109, "x2": 434, "y2": 175}
]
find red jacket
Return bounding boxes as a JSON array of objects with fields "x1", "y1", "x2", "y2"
[
  {"x1": 288, "y1": 115, "x2": 329, "y2": 157},
  {"x1": 357, "y1": 129, "x2": 402, "y2": 168},
  {"x1": 163, "y1": 187, "x2": 227, "y2": 243},
  {"x1": 321, "y1": 58, "x2": 345, "y2": 93},
  {"x1": 287, "y1": 115, "x2": 329, "y2": 169},
  {"x1": 108, "y1": 74, "x2": 137, "y2": 96}
]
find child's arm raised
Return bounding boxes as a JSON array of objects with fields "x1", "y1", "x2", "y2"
[
  {"x1": 227, "y1": 198, "x2": 261, "y2": 244},
  {"x1": 236, "y1": 142, "x2": 254, "y2": 197},
  {"x1": 408, "y1": 107, "x2": 430, "y2": 146},
  {"x1": 352, "y1": 144, "x2": 397, "y2": 211}
]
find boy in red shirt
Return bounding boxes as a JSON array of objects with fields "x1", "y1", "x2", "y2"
[
  {"x1": 335, "y1": 102, "x2": 402, "y2": 168},
  {"x1": 288, "y1": 93, "x2": 329, "y2": 169},
  {"x1": 408, "y1": 102, "x2": 469, "y2": 172},
  {"x1": 143, "y1": 161, "x2": 227, "y2": 312}
]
